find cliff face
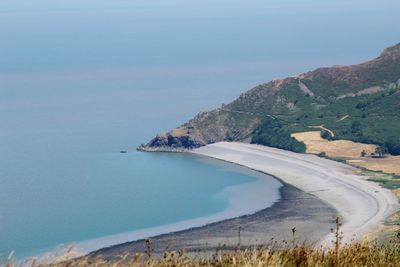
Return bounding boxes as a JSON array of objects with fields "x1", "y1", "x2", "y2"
[
  {"x1": 139, "y1": 43, "x2": 400, "y2": 152},
  {"x1": 138, "y1": 109, "x2": 260, "y2": 152}
]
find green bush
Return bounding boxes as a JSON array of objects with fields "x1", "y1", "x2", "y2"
[
  {"x1": 320, "y1": 130, "x2": 333, "y2": 140},
  {"x1": 251, "y1": 118, "x2": 306, "y2": 153}
]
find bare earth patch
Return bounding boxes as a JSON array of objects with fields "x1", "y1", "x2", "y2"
[{"x1": 292, "y1": 131, "x2": 400, "y2": 175}]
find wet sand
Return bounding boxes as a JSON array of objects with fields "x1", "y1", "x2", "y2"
[{"x1": 89, "y1": 183, "x2": 336, "y2": 260}]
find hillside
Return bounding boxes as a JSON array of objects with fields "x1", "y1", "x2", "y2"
[{"x1": 139, "y1": 43, "x2": 400, "y2": 154}]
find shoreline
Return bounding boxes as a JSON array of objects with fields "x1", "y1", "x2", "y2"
[
  {"x1": 84, "y1": 145, "x2": 343, "y2": 260},
  {"x1": 89, "y1": 182, "x2": 336, "y2": 260},
  {"x1": 56, "y1": 141, "x2": 398, "y2": 260},
  {"x1": 52, "y1": 157, "x2": 282, "y2": 257},
  {"x1": 193, "y1": 142, "x2": 400, "y2": 246}
]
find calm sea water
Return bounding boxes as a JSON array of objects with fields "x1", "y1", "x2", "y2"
[{"x1": 1, "y1": 0, "x2": 399, "y2": 259}]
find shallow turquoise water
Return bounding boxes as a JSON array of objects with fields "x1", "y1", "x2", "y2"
[{"x1": 1, "y1": 0, "x2": 400, "y2": 259}]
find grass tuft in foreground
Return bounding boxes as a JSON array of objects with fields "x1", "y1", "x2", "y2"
[
  {"x1": 5, "y1": 219, "x2": 400, "y2": 267},
  {"x1": 14, "y1": 242, "x2": 400, "y2": 267},
  {"x1": 6, "y1": 240, "x2": 400, "y2": 266}
]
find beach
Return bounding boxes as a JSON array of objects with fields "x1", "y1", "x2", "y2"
[
  {"x1": 89, "y1": 183, "x2": 336, "y2": 260},
  {"x1": 72, "y1": 160, "x2": 282, "y2": 256},
  {"x1": 193, "y1": 142, "x2": 399, "y2": 245},
  {"x1": 85, "y1": 141, "x2": 399, "y2": 260}
]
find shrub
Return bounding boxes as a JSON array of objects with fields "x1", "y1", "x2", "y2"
[
  {"x1": 386, "y1": 141, "x2": 400, "y2": 155},
  {"x1": 251, "y1": 118, "x2": 306, "y2": 153},
  {"x1": 320, "y1": 130, "x2": 333, "y2": 140}
]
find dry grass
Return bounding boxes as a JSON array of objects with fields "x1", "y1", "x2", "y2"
[
  {"x1": 6, "y1": 219, "x2": 400, "y2": 267},
  {"x1": 7, "y1": 241, "x2": 400, "y2": 267},
  {"x1": 291, "y1": 130, "x2": 400, "y2": 242},
  {"x1": 292, "y1": 131, "x2": 400, "y2": 175},
  {"x1": 348, "y1": 157, "x2": 400, "y2": 175},
  {"x1": 291, "y1": 131, "x2": 377, "y2": 158}
]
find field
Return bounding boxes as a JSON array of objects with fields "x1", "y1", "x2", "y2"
[
  {"x1": 292, "y1": 131, "x2": 400, "y2": 175},
  {"x1": 291, "y1": 131, "x2": 376, "y2": 158},
  {"x1": 292, "y1": 131, "x2": 400, "y2": 243},
  {"x1": 348, "y1": 157, "x2": 400, "y2": 175}
]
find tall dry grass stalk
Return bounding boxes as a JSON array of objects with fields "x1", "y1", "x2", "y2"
[
  {"x1": 10, "y1": 242, "x2": 398, "y2": 267},
  {"x1": 4, "y1": 218, "x2": 400, "y2": 267}
]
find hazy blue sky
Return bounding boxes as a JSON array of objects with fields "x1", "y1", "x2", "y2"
[{"x1": 1, "y1": 0, "x2": 399, "y2": 73}]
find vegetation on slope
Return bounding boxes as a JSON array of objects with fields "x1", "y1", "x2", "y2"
[
  {"x1": 229, "y1": 43, "x2": 400, "y2": 154},
  {"x1": 278, "y1": 83, "x2": 400, "y2": 155},
  {"x1": 251, "y1": 117, "x2": 306, "y2": 153},
  {"x1": 142, "y1": 43, "x2": 400, "y2": 154}
]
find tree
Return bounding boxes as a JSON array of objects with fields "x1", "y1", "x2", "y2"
[
  {"x1": 386, "y1": 140, "x2": 400, "y2": 155},
  {"x1": 321, "y1": 130, "x2": 333, "y2": 140},
  {"x1": 251, "y1": 117, "x2": 306, "y2": 153},
  {"x1": 351, "y1": 121, "x2": 362, "y2": 134},
  {"x1": 375, "y1": 146, "x2": 388, "y2": 158},
  {"x1": 360, "y1": 150, "x2": 367, "y2": 157}
]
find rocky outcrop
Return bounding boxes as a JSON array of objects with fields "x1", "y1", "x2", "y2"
[
  {"x1": 138, "y1": 131, "x2": 205, "y2": 152},
  {"x1": 138, "y1": 108, "x2": 260, "y2": 152},
  {"x1": 298, "y1": 80, "x2": 315, "y2": 97}
]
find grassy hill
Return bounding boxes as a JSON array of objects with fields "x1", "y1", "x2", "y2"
[{"x1": 140, "y1": 43, "x2": 400, "y2": 155}]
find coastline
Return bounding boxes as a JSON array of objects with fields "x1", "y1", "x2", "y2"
[
  {"x1": 71, "y1": 140, "x2": 398, "y2": 260},
  {"x1": 84, "y1": 148, "x2": 341, "y2": 260},
  {"x1": 192, "y1": 142, "x2": 399, "y2": 246},
  {"x1": 89, "y1": 182, "x2": 336, "y2": 260},
  {"x1": 60, "y1": 157, "x2": 282, "y2": 257}
]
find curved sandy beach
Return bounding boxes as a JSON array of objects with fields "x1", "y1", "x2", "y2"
[
  {"x1": 193, "y1": 142, "x2": 399, "y2": 245},
  {"x1": 72, "y1": 162, "x2": 281, "y2": 255},
  {"x1": 89, "y1": 182, "x2": 336, "y2": 260}
]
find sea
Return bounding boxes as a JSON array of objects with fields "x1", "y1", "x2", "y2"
[{"x1": 1, "y1": 0, "x2": 399, "y2": 259}]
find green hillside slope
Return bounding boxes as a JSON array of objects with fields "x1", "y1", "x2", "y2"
[{"x1": 139, "y1": 43, "x2": 400, "y2": 154}]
